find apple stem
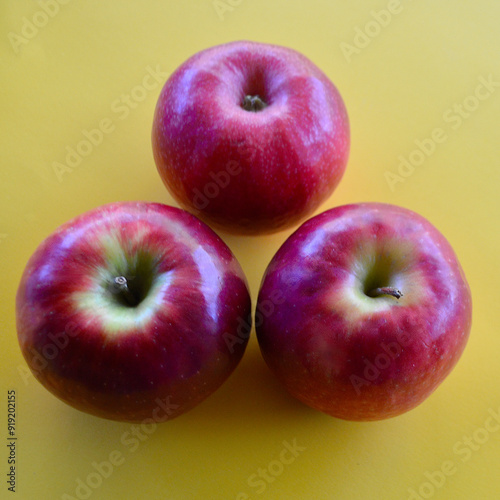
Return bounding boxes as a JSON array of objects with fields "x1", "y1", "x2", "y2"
[
  {"x1": 242, "y1": 95, "x2": 267, "y2": 112},
  {"x1": 367, "y1": 287, "x2": 404, "y2": 300},
  {"x1": 113, "y1": 276, "x2": 137, "y2": 306}
]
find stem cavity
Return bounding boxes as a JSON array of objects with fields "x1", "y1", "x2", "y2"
[
  {"x1": 242, "y1": 95, "x2": 267, "y2": 112},
  {"x1": 112, "y1": 276, "x2": 137, "y2": 306}
]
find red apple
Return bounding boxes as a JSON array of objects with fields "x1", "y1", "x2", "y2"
[
  {"x1": 256, "y1": 203, "x2": 472, "y2": 421},
  {"x1": 16, "y1": 202, "x2": 251, "y2": 422},
  {"x1": 152, "y1": 40, "x2": 350, "y2": 234}
]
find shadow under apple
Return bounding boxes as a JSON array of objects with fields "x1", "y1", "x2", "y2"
[{"x1": 177, "y1": 338, "x2": 323, "y2": 430}]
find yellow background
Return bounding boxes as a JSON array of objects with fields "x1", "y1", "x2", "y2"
[{"x1": 1, "y1": 1, "x2": 499, "y2": 499}]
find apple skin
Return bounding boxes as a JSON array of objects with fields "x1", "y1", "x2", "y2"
[
  {"x1": 152, "y1": 40, "x2": 350, "y2": 234},
  {"x1": 16, "y1": 202, "x2": 251, "y2": 423},
  {"x1": 256, "y1": 203, "x2": 472, "y2": 421}
]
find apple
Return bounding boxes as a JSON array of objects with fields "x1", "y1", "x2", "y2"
[
  {"x1": 256, "y1": 203, "x2": 472, "y2": 421},
  {"x1": 16, "y1": 202, "x2": 251, "y2": 422},
  {"x1": 152, "y1": 40, "x2": 350, "y2": 234}
]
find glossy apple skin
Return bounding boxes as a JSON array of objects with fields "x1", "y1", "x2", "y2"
[
  {"x1": 152, "y1": 40, "x2": 350, "y2": 234},
  {"x1": 256, "y1": 203, "x2": 472, "y2": 421},
  {"x1": 16, "y1": 202, "x2": 251, "y2": 422}
]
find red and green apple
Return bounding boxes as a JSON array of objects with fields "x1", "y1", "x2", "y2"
[
  {"x1": 256, "y1": 203, "x2": 472, "y2": 421},
  {"x1": 152, "y1": 40, "x2": 350, "y2": 234},
  {"x1": 16, "y1": 202, "x2": 251, "y2": 422}
]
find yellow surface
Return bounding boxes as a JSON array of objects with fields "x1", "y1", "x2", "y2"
[{"x1": 1, "y1": 1, "x2": 499, "y2": 499}]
